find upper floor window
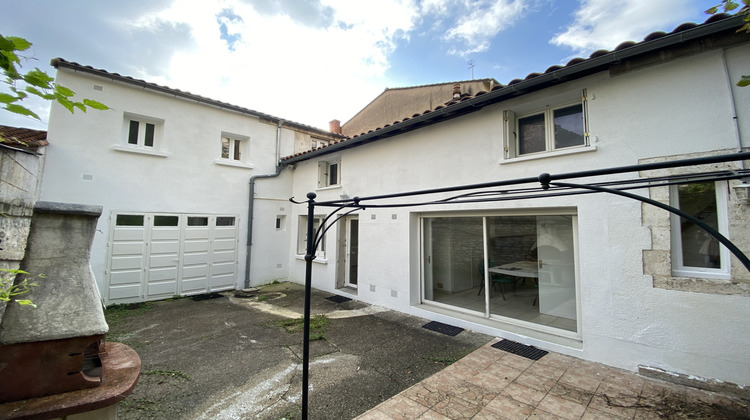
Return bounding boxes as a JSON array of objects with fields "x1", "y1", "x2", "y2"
[
  {"x1": 124, "y1": 114, "x2": 162, "y2": 148},
  {"x1": 670, "y1": 181, "x2": 730, "y2": 279},
  {"x1": 312, "y1": 138, "x2": 330, "y2": 149},
  {"x1": 215, "y1": 132, "x2": 252, "y2": 168},
  {"x1": 221, "y1": 136, "x2": 243, "y2": 161},
  {"x1": 114, "y1": 113, "x2": 167, "y2": 157},
  {"x1": 318, "y1": 159, "x2": 340, "y2": 188},
  {"x1": 504, "y1": 90, "x2": 589, "y2": 159}
]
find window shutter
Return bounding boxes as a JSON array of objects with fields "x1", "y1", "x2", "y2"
[
  {"x1": 318, "y1": 161, "x2": 328, "y2": 188},
  {"x1": 503, "y1": 110, "x2": 516, "y2": 158},
  {"x1": 581, "y1": 89, "x2": 590, "y2": 145}
]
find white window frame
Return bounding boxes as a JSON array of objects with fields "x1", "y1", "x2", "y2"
[
  {"x1": 215, "y1": 132, "x2": 253, "y2": 168},
  {"x1": 114, "y1": 113, "x2": 167, "y2": 157},
  {"x1": 318, "y1": 159, "x2": 340, "y2": 189},
  {"x1": 669, "y1": 181, "x2": 731, "y2": 280},
  {"x1": 297, "y1": 215, "x2": 326, "y2": 260},
  {"x1": 312, "y1": 138, "x2": 330, "y2": 149},
  {"x1": 503, "y1": 89, "x2": 591, "y2": 161}
]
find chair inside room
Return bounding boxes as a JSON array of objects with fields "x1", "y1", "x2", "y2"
[{"x1": 477, "y1": 261, "x2": 518, "y2": 300}]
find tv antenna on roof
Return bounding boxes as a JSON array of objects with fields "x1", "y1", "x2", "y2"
[{"x1": 467, "y1": 60, "x2": 475, "y2": 79}]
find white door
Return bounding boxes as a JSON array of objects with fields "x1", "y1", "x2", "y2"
[{"x1": 345, "y1": 217, "x2": 359, "y2": 287}]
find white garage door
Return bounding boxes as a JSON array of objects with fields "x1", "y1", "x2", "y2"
[{"x1": 106, "y1": 212, "x2": 239, "y2": 304}]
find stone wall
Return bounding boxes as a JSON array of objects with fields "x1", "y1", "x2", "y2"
[
  {"x1": 640, "y1": 149, "x2": 750, "y2": 296},
  {"x1": 0, "y1": 146, "x2": 44, "y2": 315}
]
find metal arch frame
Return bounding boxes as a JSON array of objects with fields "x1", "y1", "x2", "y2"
[{"x1": 290, "y1": 151, "x2": 750, "y2": 420}]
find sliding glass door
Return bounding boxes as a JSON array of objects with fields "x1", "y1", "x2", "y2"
[{"x1": 422, "y1": 212, "x2": 578, "y2": 333}]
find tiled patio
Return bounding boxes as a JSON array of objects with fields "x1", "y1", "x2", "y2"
[{"x1": 355, "y1": 339, "x2": 750, "y2": 419}]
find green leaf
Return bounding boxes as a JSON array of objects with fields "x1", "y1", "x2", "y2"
[
  {"x1": 83, "y1": 98, "x2": 109, "y2": 110},
  {"x1": 73, "y1": 102, "x2": 87, "y2": 113},
  {"x1": 737, "y1": 75, "x2": 750, "y2": 87},
  {"x1": 6, "y1": 36, "x2": 32, "y2": 52},
  {"x1": 15, "y1": 299, "x2": 37, "y2": 308},
  {"x1": 56, "y1": 97, "x2": 75, "y2": 113},
  {"x1": 0, "y1": 93, "x2": 18, "y2": 104},
  {"x1": 724, "y1": 1, "x2": 740, "y2": 11},
  {"x1": 22, "y1": 68, "x2": 55, "y2": 89},
  {"x1": 4, "y1": 103, "x2": 40, "y2": 119},
  {"x1": 54, "y1": 84, "x2": 75, "y2": 98},
  {"x1": 705, "y1": 6, "x2": 719, "y2": 14}
]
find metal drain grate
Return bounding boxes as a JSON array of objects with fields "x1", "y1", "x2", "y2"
[
  {"x1": 421, "y1": 321, "x2": 464, "y2": 336},
  {"x1": 191, "y1": 293, "x2": 225, "y2": 301},
  {"x1": 325, "y1": 295, "x2": 352, "y2": 304},
  {"x1": 491, "y1": 339, "x2": 548, "y2": 360}
]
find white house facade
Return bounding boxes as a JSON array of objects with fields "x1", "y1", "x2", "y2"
[
  {"x1": 39, "y1": 12, "x2": 750, "y2": 395},
  {"x1": 40, "y1": 59, "x2": 340, "y2": 305},
  {"x1": 282, "y1": 14, "x2": 750, "y2": 391}
]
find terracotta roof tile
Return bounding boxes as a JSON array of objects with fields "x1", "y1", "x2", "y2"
[{"x1": 0, "y1": 125, "x2": 48, "y2": 150}]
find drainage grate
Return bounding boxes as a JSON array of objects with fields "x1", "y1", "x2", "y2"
[
  {"x1": 325, "y1": 295, "x2": 352, "y2": 304},
  {"x1": 191, "y1": 293, "x2": 225, "y2": 301},
  {"x1": 421, "y1": 321, "x2": 464, "y2": 337},
  {"x1": 491, "y1": 339, "x2": 548, "y2": 360}
]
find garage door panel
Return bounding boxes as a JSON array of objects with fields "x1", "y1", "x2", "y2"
[
  {"x1": 150, "y1": 254, "x2": 179, "y2": 268},
  {"x1": 151, "y1": 229, "x2": 180, "y2": 240},
  {"x1": 109, "y1": 270, "x2": 142, "y2": 285},
  {"x1": 111, "y1": 256, "x2": 143, "y2": 270},
  {"x1": 181, "y1": 278, "x2": 207, "y2": 294},
  {"x1": 214, "y1": 228, "x2": 236, "y2": 239},
  {"x1": 150, "y1": 241, "x2": 180, "y2": 253},
  {"x1": 112, "y1": 229, "x2": 145, "y2": 241},
  {"x1": 112, "y1": 242, "x2": 144, "y2": 254},
  {"x1": 212, "y1": 252, "x2": 236, "y2": 266},
  {"x1": 211, "y1": 261, "x2": 235, "y2": 275},
  {"x1": 183, "y1": 253, "x2": 209, "y2": 265},
  {"x1": 184, "y1": 241, "x2": 209, "y2": 252},
  {"x1": 148, "y1": 265, "x2": 178, "y2": 280},
  {"x1": 185, "y1": 229, "x2": 209, "y2": 240},
  {"x1": 210, "y1": 276, "x2": 234, "y2": 290},
  {"x1": 213, "y1": 239, "x2": 236, "y2": 251},
  {"x1": 148, "y1": 281, "x2": 177, "y2": 296},
  {"x1": 109, "y1": 284, "x2": 141, "y2": 300}
]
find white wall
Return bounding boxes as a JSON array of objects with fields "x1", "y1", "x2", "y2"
[
  {"x1": 41, "y1": 69, "x2": 295, "y2": 301},
  {"x1": 287, "y1": 44, "x2": 750, "y2": 386}
]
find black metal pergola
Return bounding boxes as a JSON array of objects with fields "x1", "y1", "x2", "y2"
[{"x1": 290, "y1": 151, "x2": 750, "y2": 419}]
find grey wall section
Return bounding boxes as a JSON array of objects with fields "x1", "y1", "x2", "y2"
[{"x1": 0, "y1": 202, "x2": 108, "y2": 344}]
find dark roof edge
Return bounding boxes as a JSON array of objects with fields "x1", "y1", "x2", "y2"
[
  {"x1": 50, "y1": 58, "x2": 341, "y2": 138},
  {"x1": 283, "y1": 12, "x2": 746, "y2": 165}
]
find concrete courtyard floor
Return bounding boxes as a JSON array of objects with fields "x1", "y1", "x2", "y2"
[{"x1": 105, "y1": 282, "x2": 749, "y2": 419}]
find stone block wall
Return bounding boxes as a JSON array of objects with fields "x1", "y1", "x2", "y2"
[{"x1": 640, "y1": 149, "x2": 750, "y2": 296}]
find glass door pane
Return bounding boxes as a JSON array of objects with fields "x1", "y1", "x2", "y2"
[{"x1": 423, "y1": 217, "x2": 485, "y2": 313}]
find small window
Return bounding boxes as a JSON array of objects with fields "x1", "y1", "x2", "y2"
[
  {"x1": 188, "y1": 216, "x2": 209, "y2": 226},
  {"x1": 276, "y1": 215, "x2": 286, "y2": 231},
  {"x1": 504, "y1": 90, "x2": 589, "y2": 158},
  {"x1": 670, "y1": 181, "x2": 730, "y2": 279},
  {"x1": 116, "y1": 214, "x2": 144, "y2": 226},
  {"x1": 216, "y1": 216, "x2": 235, "y2": 226},
  {"x1": 312, "y1": 139, "x2": 330, "y2": 149},
  {"x1": 318, "y1": 160, "x2": 340, "y2": 188},
  {"x1": 154, "y1": 215, "x2": 179, "y2": 226},
  {"x1": 297, "y1": 215, "x2": 325, "y2": 258},
  {"x1": 124, "y1": 114, "x2": 162, "y2": 149},
  {"x1": 220, "y1": 134, "x2": 247, "y2": 162}
]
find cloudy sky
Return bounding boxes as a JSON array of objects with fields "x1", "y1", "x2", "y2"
[{"x1": 1, "y1": 0, "x2": 724, "y2": 131}]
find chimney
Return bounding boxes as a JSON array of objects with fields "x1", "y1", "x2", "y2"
[
  {"x1": 329, "y1": 119, "x2": 341, "y2": 135},
  {"x1": 452, "y1": 84, "x2": 461, "y2": 99}
]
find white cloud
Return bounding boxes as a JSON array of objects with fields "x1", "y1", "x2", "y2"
[
  {"x1": 443, "y1": 0, "x2": 527, "y2": 56},
  {"x1": 551, "y1": 0, "x2": 706, "y2": 53},
  {"x1": 120, "y1": 0, "x2": 422, "y2": 129}
]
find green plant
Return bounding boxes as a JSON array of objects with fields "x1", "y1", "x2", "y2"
[
  {"x1": 0, "y1": 269, "x2": 40, "y2": 308},
  {"x1": 1, "y1": 34, "x2": 109, "y2": 120},
  {"x1": 278, "y1": 314, "x2": 330, "y2": 340}
]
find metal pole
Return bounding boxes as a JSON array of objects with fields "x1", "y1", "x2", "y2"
[{"x1": 302, "y1": 192, "x2": 316, "y2": 420}]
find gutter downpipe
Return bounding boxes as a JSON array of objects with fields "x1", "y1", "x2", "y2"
[
  {"x1": 244, "y1": 120, "x2": 285, "y2": 289},
  {"x1": 720, "y1": 48, "x2": 746, "y2": 169}
]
